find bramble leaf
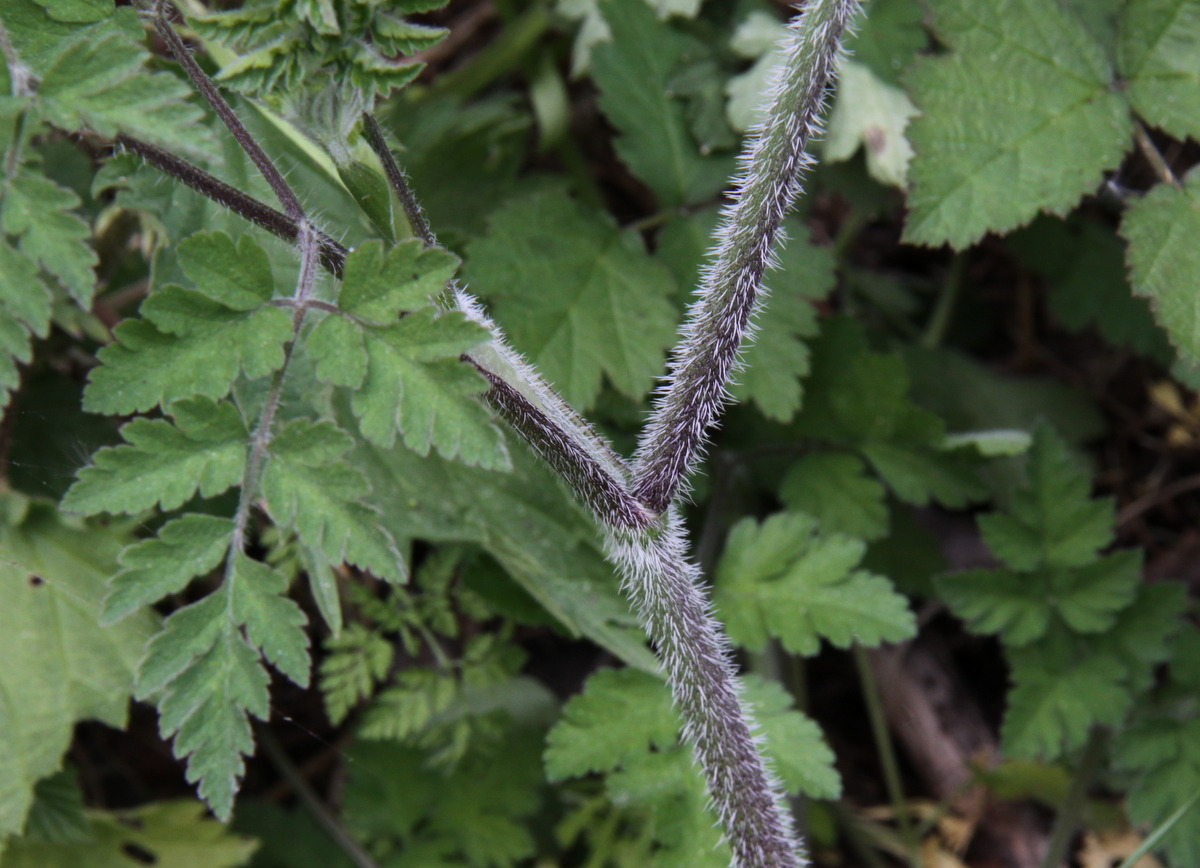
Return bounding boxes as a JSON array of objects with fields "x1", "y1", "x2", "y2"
[
  {"x1": 713, "y1": 512, "x2": 915, "y2": 656},
  {"x1": 262, "y1": 419, "x2": 406, "y2": 584},
  {"x1": 1122, "y1": 167, "x2": 1200, "y2": 369},
  {"x1": 1119, "y1": 0, "x2": 1200, "y2": 141},
  {"x1": 61, "y1": 398, "x2": 247, "y2": 516},
  {"x1": 464, "y1": 190, "x2": 678, "y2": 410},
  {"x1": 0, "y1": 800, "x2": 259, "y2": 868},
  {"x1": 903, "y1": 0, "x2": 1130, "y2": 248},
  {"x1": 591, "y1": 0, "x2": 733, "y2": 206}
]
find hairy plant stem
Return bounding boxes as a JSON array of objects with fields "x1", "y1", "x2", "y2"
[
  {"x1": 115, "y1": 135, "x2": 349, "y2": 276},
  {"x1": 632, "y1": 0, "x2": 858, "y2": 513},
  {"x1": 153, "y1": 0, "x2": 306, "y2": 220},
  {"x1": 360, "y1": 112, "x2": 435, "y2": 247},
  {"x1": 223, "y1": 223, "x2": 319, "y2": 588},
  {"x1": 1039, "y1": 726, "x2": 1107, "y2": 868},
  {"x1": 608, "y1": 517, "x2": 801, "y2": 868},
  {"x1": 853, "y1": 645, "x2": 920, "y2": 867}
]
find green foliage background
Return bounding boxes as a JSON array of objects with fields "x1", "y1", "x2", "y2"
[{"x1": 1, "y1": 0, "x2": 1199, "y2": 865}]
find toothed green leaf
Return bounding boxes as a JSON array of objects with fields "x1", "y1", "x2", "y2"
[
  {"x1": 103, "y1": 515, "x2": 235, "y2": 625},
  {"x1": 0, "y1": 499, "x2": 155, "y2": 843},
  {"x1": 0, "y1": 171, "x2": 95, "y2": 307},
  {"x1": 1119, "y1": 0, "x2": 1200, "y2": 142},
  {"x1": 1122, "y1": 166, "x2": 1200, "y2": 369},
  {"x1": 903, "y1": 0, "x2": 1130, "y2": 248},
  {"x1": 713, "y1": 512, "x2": 916, "y2": 656},
  {"x1": 464, "y1": 190, "x2": 678, "y2": 410},
  {"x1": 229, "y1": 553, "x2": 311, "y2": 688},
  {"x1": 336, "y1": 239, "x2": 459, "y2": 323},
  {"x1": 779, "y1": 452, "x2": 889, "y2": 541},
  {"x1": 62, "y1": 398, "x2": 248, "y2": 516},
  {"x1": 262, "y1": 419, "x2": 406, "y2": 584}
]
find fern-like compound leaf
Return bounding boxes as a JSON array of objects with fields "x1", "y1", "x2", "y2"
[
  {"x1": 713, "y1": 512, "x2": 915, "y2": 656},
  {"x1": 319, "y1": 623, "x2": 394, "y2": 725},
  {"x1": 61, "y1": 398, "x2": 248, "y2": 516},
  {"x1": 545, "y1": 668, "x2": 840, "y2": 864},
  {"x1": 0, "y1": 171, "x2": 95, "y2": 308},
  {"x1": 464, "y1": 190, "x2": 679, "y2": 410},
  {"x1": 262, "y1": 419, "x2": 406, "y2": 584}
]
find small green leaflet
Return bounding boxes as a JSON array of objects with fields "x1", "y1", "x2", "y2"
[
  {"x1": 1117, "y1": 717, "x2": 1200, "y2": 867},
  {"x1": 591, "y1": 0, "x2": 733, "y2": 206},
  {"x1": 192, "y1": 0, "x2": 447, "y2": 101},
  {"x1": 262, "y1": 419, "x2": 407, "y2": 584},
  {"x1": 545, "y1": 668, "x2": 839, "y2": 864},
  {"x1": 61, "y1": 397, "x2": 247, "y2": 516},
  {"x1": 823, "y1": 60, "x2": 918, "y2": 189},
  {"x1": 85, "y1": 232, "x2": 291, "y2": 416},
  {"x1": 780, "y1": 452, "x2": 889, "y2": 541},
  {"x1": 0, "y1": 800, "x2": 258, "y2": 868},
  {"x1": 36, "y1": 31, "x2": 213, "y2": 159},
  {"x1": 904, "y1": 0, "x2": 1130, "y2": 248},
  {"x1": 796, "y1": 318, "x2": 986, "y2": 508},
  {"x1": 1003, "y1": 582, "x2": 1186, "y2": 762},
  {"x1": 936, "y1": 426, "x2": 1139, "y2": 645},
  {"x1": 102, "y1": 515, "x2": 235, "y2": 625},
  {"x1": 464, "y1": 190, "x2": 678, "y2": 410},
  {"x1": 0, "y1": 171, "x2": 95, "y2": 307},
  {"x1": 135, "y1": 552, "x2": 310, "y2": 821},
  {"x1": 0, "y1": 498, "x2": 155, "y2": 844},
  {"x1": 1119, "y1": 0, "x2": 1200, "y2": 142},
  {"x1": 1122, "y1": 167, "x2": 1200, "y2": 369},
  {"x1": 307, "y1": 240, "x2": 508, "y2": 469},
  {"x1": 713, "y1": 512, "x2": 915, "y2": 656}
]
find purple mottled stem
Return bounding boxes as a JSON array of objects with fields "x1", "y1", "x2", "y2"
[{"x1": 632, "y1": 0, "x2": 858, "y2": 513}]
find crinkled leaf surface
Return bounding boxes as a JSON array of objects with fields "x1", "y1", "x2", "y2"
[
  {"x1": 1119, "y1": 0, "x2": 1200, "y2": 141},
  {"x1": 903, "y1": 0, "x2": 1130, "y2": 248}
]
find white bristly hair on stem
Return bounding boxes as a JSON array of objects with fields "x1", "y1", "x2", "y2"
[
  {"x1": 607, "y1": 513, "x2": 800, "y2": 868},
  {"x1": 632, "y1": 0, "x2": 860, "y2": 514}
]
